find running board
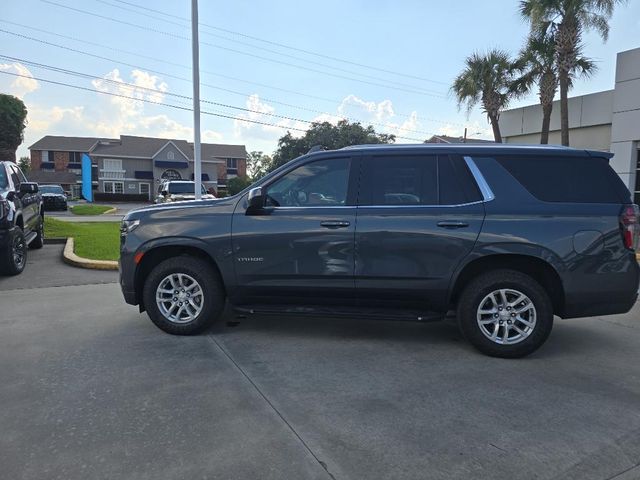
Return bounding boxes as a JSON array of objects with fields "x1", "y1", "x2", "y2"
[
  {"x1": 232, "y1": 304, "x2": 444, "y2": 322},
  {"x1": 24, "y1": 231, "x2": 37, "y2": 245}
]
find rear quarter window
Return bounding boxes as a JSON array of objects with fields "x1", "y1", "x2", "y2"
[{"x1": 495, "y1": 155, "x2": 630, "y2": 204}]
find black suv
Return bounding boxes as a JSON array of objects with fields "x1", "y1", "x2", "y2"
[
  {"x1": 119, "y1": 145, "x2": 639, "y2": 357},
  {"x1": 0, "y1": 161, "x2": 44, "y2": 275},
  {"x1": 39, "y1": 184, "x2": 68, "y2": 211}
]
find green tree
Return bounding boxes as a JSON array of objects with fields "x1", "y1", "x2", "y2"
[
  {"x1": 246, "y1": 151, "x2": 272, "y2": 180},
  {"x1": 515, "y1": 31, "x2": 596, "y2": 143},
  {"x1": 271, "y1": 120, "x2": 395, "y2": 171},
  {"x1": 452, "y1": 50, "x2": 523, "y2": 143},
  {"x1": 227, "y1": 176, "x2": 253, "y2": 195},
  {"x1": 17, "y1": 156, "x2": 31, "y2": 173},
  {"x1": 0, "y1": 94, "x2": 28, "y2": 162},
  {"x1": 520, "y1": 0, "x2": 627, "y2": 146}
]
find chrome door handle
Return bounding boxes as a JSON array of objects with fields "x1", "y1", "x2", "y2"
[
  {"x1": 437, "y1": 221, "x2": 469, "y2": 229},
  {"x1": 320, "y1": 220, "x2": 350, "y2": 229}
]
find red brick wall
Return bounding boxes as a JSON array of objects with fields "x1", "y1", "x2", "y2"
[
  {"x1": 217, "y1": 163, "x2": 227, "y2": 183},
  {"x1": 237, "y1": 158, "x2": 247, "y2": 178},
  {"x1": 30, "y1": 150, "x2": 42, "y2": 170},
  {"x1": 54, "y1": 151, "x2": 69, "y2": 171}
]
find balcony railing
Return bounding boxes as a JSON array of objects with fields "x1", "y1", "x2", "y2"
[{"x1": 100, "y1": 170, "x2": 125, "y2": 179}]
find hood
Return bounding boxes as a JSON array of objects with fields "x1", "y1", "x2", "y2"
[{"x1": 124, "y1": 197, "x2": 226, "y2": 220}]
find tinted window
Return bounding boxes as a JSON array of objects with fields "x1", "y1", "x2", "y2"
[
  {"x1": 367, "y1": 156, "x2": 437, "y2": 205},
  {"x1": 438, "y1": 155, "x2": 482, "y2": 205},
  {"x1": 496, "y1": 155, "x2": 629, "y2": 204},
  {"x1": 266, "y1": 157, "x2": 351, "y2": 207},
  {"x1": 8, "y1": 164, "x2": 21, "y2": 189},
  {"x1": 40, "y1": 185, "x2": 64, "y2": 194},
  {"x1": 168, "y1": 182, "x2": 207, "y2": 194}
]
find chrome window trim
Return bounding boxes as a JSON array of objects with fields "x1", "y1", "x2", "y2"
[
  {"x1": 358, "y1": 200, "x2": 485, "y2": 209},
  {"x1": 463, "y1": 156, "x2": 495, "y2": 202}
]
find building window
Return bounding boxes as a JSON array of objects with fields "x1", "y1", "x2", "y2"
[
  {"x1": 68, "y1": 152, "x2": 82, "y2": 163},
  {"x1": 104, "y1": 181, "x2": 124, "y2": 194},
  {"x1": 161, "y1": 169, "x2": 181, "y2": 180},
  {"x1": 139, "y1": 183, "x2": 150, "y2": 197},
  {"x1": 226, "y1": 158, "x2": 238, "y2": 175},
  {"x1": 101, "y1": 159, "x2": 124, "y2": 179}
]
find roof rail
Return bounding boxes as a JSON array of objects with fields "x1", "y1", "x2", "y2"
[{"x1": 307, "y1": 145, "x2": 324, "y2": 154}]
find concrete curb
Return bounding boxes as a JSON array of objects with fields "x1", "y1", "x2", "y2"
[
  {"x1": 62, "y1": 237, "x2": 118, "y2": 271},
  {"x1": 103, "y1": 207, "x2": 118, "y2": 214},
  {"x1": 637, "y1": 253, "x2": 640, "y2": 262}
]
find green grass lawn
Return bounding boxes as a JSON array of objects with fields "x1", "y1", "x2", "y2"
[
  {"x1": 45, "y1": 217, "x2": 120, "y2": 261},
  {"x1": 70, "y1": 204, "x2": 115, "y2": 215}
]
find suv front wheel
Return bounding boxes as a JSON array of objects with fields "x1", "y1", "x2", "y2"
[
  {"x1": 0, "y1": 227, "x2": 27, "y2": 275},
  {"x1": 457, "y1": 269, "x2": 553, "y2": 358},
  {"x1": 142, "y1": 256, "x2": 225, "y2": 335}
]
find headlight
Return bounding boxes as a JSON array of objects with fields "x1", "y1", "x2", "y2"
[{"x1": 120, "y1": 219, "x2": 140, "y2": 237}]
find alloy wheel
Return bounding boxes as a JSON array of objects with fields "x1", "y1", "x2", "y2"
[
  {"x1": 476, "y1": 288, "x2": 537, "y2": 345},
  {"x1": 155, "y1": 273, "x2": 204, "y2": 324}
]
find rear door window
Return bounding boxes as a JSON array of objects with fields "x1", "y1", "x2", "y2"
[
  {"x1": 364, "y1": 155, "x2": 438, "y2": 205},
  {"x1": 438, "y1": 155, "x2": 483, "y2": 205},
  {"x1": 495, "y1": 155, "x2": 629, "y2": 203}
]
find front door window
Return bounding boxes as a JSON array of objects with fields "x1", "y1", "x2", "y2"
[{"x1": 265, "y1": 158, "x2": 351, "y2": 207}]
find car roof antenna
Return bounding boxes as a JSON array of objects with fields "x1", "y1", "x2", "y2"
[{"x1": 307, "y1": 145, "x2": 324, "y2": 154}]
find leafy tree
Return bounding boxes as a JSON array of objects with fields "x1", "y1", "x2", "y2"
[
  {"x1": 0, "y1": 94, "x2": 28, "y2": 162},
  {"x1": 246, "y1": 151, "x2": 272, "y2": 180},
  {"x1": 452, "y1": 50, "x2": 524, "y2": 143},
  {"x1": 18, "y1": 156, "x2": 31, "y2": 173},
  {"x1": 515, "y1": 31, "x2": 595, "y2": 143},
  {"x1": 520, "y1": 0, "x2": 627, "y2": 146},
  {"x1": 271, "y1": 120, "x2": 395, "y2": 171},
  {"x1": 227, "y1": 176, "x2": 253, "y2": 195}
]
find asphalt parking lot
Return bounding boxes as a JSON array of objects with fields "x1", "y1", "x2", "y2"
[{"x1": 1, "y1": 246, "x2": 639, "y2": 480}]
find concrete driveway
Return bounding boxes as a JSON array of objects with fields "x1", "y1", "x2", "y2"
[{"x1": 1, "y1": 246, "x2": 639, "y2": 479}]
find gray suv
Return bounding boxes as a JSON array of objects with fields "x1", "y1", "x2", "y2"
[{"x1": 119, "y1": 145, "x2": 639, "y2": 358}]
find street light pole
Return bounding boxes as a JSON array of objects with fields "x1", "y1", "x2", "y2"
[{"x1": 191, "y1": 0, "x2": 202, "y2": 200}]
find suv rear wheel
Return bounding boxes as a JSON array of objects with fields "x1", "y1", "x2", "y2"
[
  {"x1": 142, "y1": 256, "x2": 225, "y2": 335},
  {"x1": 457, "y1": 269, "x2": 553, "y2": 358},
  {"x1": 0, "y1": 227, "x2": 27, "y2": 275}
]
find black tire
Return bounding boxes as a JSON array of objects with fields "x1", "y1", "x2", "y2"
[
  {"x1": 457, "y1": 269, "x2": 553, "y2": 358},
  {"x1": 0, "y1": 227, "x2": 27, "y2": 275},
  {"x1": 30, "y1": 216, "x2": 44, "y2": 249},
  {"x1": 142, "y1": 255, "x2": 225, "y2": 335}
]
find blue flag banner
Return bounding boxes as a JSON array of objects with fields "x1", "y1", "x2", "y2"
[{"x1": 81, "y1": 153, "x2": 93, "y2": 202}]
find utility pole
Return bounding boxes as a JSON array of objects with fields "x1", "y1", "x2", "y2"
[{"x1": 191, "y1": 0, "x2": 202, "y2": 200}]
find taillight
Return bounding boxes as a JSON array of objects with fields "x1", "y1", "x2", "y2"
[{"x1": 620, "y1": 204, "x2": 640, "y2": 251}]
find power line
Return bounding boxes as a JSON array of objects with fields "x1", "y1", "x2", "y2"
[
  {"x1": 0, "y1": 55, "x2": 430, "y2": 141},
  {"x1": 108, "y1": 0, "x2": 450, "y2": 86},
  {"x1": 41, "y1": 0, "x2": 446, "y2": 98},
  {"x1": 92, "y1": 0, "x2": 447, "y2": 96},
  {"x1": 0, "y1": 20, "x2": 466, "y2": 129},
  {"x1": 0, "y1": 70, "x2": 310, "y2": 133}
]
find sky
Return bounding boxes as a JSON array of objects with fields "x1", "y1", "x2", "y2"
[{"x1": 2, "y1": 0, "x2": 640, "y2": 159}]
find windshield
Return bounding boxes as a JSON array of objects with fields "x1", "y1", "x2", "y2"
[
  {"x1": 40, "y1": 185, "x2": 64, "y2": 194},
  {"x1": 0, "y1": 166, "x2": 7, "y2": 190},
  {"x1": 168, "y1": 182, "x2": 207, "y2": 194}
]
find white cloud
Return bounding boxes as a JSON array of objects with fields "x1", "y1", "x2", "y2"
[
  {"x1": 0, "y1": 63, "x2": 39, "y2": 99},
  {"x1": 17, "y1": 68, "x2": 222, "y2": 157}
]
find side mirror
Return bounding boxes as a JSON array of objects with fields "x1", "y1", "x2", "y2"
[
  {"x1": 19, "y1": 182, "x2": 39, "y2": 194},
  {"x1": 246, "y1": 187, "x2": 265, "y2": 214}
]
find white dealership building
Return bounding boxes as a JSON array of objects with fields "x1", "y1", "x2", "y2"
[{"x1": 499, "y1": 47, "x2": 640, "y2": 204}]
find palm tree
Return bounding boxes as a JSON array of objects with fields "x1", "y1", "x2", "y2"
[
  {"x1": 516, "y1": 32, "x2": 596, "y2": 143},
  {"x1": 520, "y1": 0, "x2": 627, "y2": 146},
  {"x1": 452, "y1": 50, "x2": 522, "y2": 143}
]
